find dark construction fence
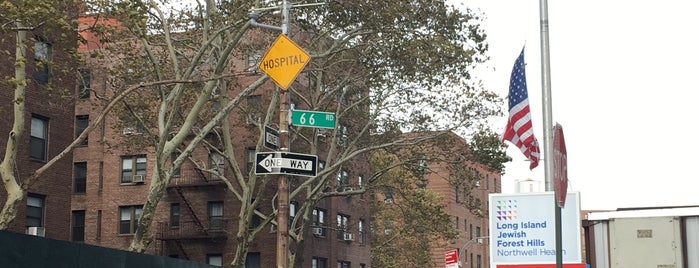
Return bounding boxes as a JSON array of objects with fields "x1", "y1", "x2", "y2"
[{"x1": 0, "y1": 230, "x2": 217, "y2": 268}]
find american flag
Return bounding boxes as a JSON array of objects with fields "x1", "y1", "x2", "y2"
[{"x1": 502, "y1": 48, "x2": 540, "y2": 170}]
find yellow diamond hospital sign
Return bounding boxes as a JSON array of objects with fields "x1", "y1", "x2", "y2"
[{"x1": 259, "y1": 34, "x2": 310, "y2": 90}]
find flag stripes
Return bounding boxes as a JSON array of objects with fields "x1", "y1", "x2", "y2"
[{"x1": 502, "y1": 48, "x2": 540, "y2": 170}]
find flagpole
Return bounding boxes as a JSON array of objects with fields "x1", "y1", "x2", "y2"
[
  {"x1": 538, "y1": 0, "x2": 563, "y2": 268},
  {"x1": 539, "y1": 0, "x2": 553, "y2": 193}
]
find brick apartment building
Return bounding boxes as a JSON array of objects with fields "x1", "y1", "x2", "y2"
[
  {"x1": 0, "y1": 15, "x2": 79, "y2": 240},
  {"x1": 417, "y1": 132, "x2": 500, "y2": 268},
  {"x1": 2, "y1": 7, "x2": 493, "y2": 268},
  {"x1": 66, "y1": 15, "x2": 371, "y2": 267}
]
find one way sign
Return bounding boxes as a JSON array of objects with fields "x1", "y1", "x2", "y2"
[{"x1": 255, "y1": 152, "x2": 317, "y2": 177}]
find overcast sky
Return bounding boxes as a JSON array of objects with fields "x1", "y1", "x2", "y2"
[{"x1": 455, "y1": 0, "x2": 699, "y2": 210}]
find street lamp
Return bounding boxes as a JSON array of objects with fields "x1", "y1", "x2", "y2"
[{"x1": 458, "y1": 236, "x2": 489, "y2": 268}]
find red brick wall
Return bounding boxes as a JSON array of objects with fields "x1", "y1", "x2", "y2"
[
  {"x1": 417, "y1": 133, "x2": 500, "y2": 268},
  {"x1": 0, "y1": 26, "x2": 77, "y2": 240}
]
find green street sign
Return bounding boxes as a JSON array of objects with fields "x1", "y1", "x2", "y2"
[{"x1": 291, "y1": 109, "x2": 336, "y2": 129}]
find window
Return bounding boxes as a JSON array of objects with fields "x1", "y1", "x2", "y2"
[
  {"x1": 289, "y1": 202, "x2": 297, "y2": 223},
  {"x1": 96, "y1": 210, "x2": 102, "y2": 240},
  {"x1": 170, "y1": 203, "x2": 180, "y2": 227},
  {"x1": 358, "y1": 219, "x2": 365, "y2": 244},
  {"x1": 246, "y1": 252, "x2": 260, "y2": 268},
  {"x1": 122, "y1": 125, "x2": 145, "y2": 135},
  {"x1": 208, "y1": 201, "x2": 223, "y2": 230},
  {"x1": 246, "y1": 51, "x2": 262, "y2": 72},
  {"x1": 337, "y1": 261, "x2": 350, "y2": 268},
  {"x1": 33, "y1": 39, "x2": 51, "y2": 83},
  {"x1": 476, "y1": 226, "x2": 481, "y2": 238},
  {"x1": 312, "y1": 208, "x2": 326, "y2": 236},
  {"x1": 360, "y1": 264, "x2": 366, "y2": 268},
  {"x1": 98, "y1": 161, "x2": 104, "y2": 191},
  {"x1": 477, "y1": 254, "x2": 482, "y2": 268},
  {"x1": 207, "y1": 254, "x2": 222, "y2": 267},
  {"x1": 312, "y1": 257, "x2": 327, "y2": 268},
  {"x1": 34, "y1": 39, "x2": 50, "y2": 61},
  {"x1": 246, "y1": 95, "x2": 262, "y2": 124},
  {"x1": 77, "y1": 68, "x2": 91, "y2": 99},
  {"x1": 121, "y1": 155, "x2": 146, "y2": 183},
  {"x1": 456, "y1": 216, "x2": 460, "y2": 229},
  {"x1": 72, "y1": 210, "x2": 85, "y2": 242},
  {"x1": 118, "y1": 205, "x2": 142, "y2": 234},
  {"x1": 337, "y1": 125, "x2": 348, "y2": 146},
  {"x1": 384, "y1": 219, "x2": 393, "y2": 235},
  {"x1": 469, "y1": 224, "x2": 473, "y2": 240},
  {"x1": 336, "y1": 214, "x2": 349, "y2": 240},
  {"x1": 30, "y1": 116, "x2": 48, "y2": 161},
  {"x1": 26, "y1": 194, "x2": 45, "y2": 227},
  {"x1": 209, "y1": 152, "x2": 225, "y2": 180},
  {"x1": 455, "y1": 184, "x2": 460, "y2": 203},
  {"x1": 416, "y1": 153, "x2": 427, "y2": 179},
  {"x1": 383, "y1": 188, "x2": 394, "y2": 203},
  {"x1": 358, "y1": 175, "x2": 364, "y2": 199},
  {"x1": 75, "y1": 115, "x2": 89, "y2": 145},
  {"x1": 73, "y1": 162, "x2": 87, "y2": 194},
  {"x1": 339, "y1": 86, "x2": 349, "y2": 106},
  {"x1": 473, "y1": 169, "x2": 481, "y2": 187},
  {"x1": 336, "y1": 169, "x2": 349, "y2": 190},
  {"x1": 246, "y1": 148, "x2": 256, "y2": 173},
  {"x1": 463, "y1": 186, "x2": 469, "y2": 205},
  {"x1": 317, "y1": 128, "x2": 328, "y2": 140}
]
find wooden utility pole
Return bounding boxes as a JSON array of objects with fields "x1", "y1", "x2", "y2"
[{"x1": 249, "y1": 2, "x2": 322, "y2": 267}]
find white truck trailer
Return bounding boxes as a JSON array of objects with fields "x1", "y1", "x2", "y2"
[{"x1": 584, "y1": 207, "x2": 699, "y2": 268}]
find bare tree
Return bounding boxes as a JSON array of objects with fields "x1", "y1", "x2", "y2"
[
  {"x1": 80, "y1": 0, "x2": 499, "y2": 267},
  {"x1": 1, "y1": 0, "x2": 86, "y2": 229}
]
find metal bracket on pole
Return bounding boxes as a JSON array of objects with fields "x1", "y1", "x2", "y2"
[
  {"x1": 248, "y1": 2, "x2": 325, "y2": 34},
  {"x1": 248, "y1": 15, "x2": 283, "y2": 32}
]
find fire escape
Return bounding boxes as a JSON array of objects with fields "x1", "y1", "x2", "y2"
[{"x1": 155, "y1": 167, "x2": 229, "y2": 259}]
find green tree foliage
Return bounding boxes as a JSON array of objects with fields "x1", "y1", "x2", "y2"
[
  {"x1": 298, "y1": 0, "x2": 497, "y2": 134},
  {"x1": 468, "y1": 128, "x2": 512, "y2": 173},
  {"x1": 370, "y1": 150, "x2": 459, "y2": 268}
]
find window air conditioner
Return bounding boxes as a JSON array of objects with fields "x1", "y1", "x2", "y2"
[
  {"x1": 343, "y1": 187, "x2": 354, "y2": 192},
  {"x1": 123, "y1": 127, "x2": 134, "y2": 135},
  {"x1": 312, "y1": 227, "x2": 323, "y2": 236},
  {"x1": 477, "y1": 238, "x2": 484, "y2": 244},
  {"x1": 132, "y1": 175, "x2": 145, "y2": 183},
  {"x1": 343, "y1": 232, "x2": 355, "y2": 241},
  {"x1": 27, "y1": 226, "x2": 46, "y2": 237}
]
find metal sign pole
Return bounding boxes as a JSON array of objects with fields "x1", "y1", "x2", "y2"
[{"x1": 538, "y1": 0, "x2": 563, "y2": 267}]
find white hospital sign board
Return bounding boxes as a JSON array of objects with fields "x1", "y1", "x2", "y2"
[{"x1": 488, "y1": 192, "x2": 581, "y2": 267}]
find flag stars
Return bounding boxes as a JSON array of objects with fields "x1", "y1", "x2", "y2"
[{"x1": 502, "y1": 48, "x2": 541, "y2": 170}]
